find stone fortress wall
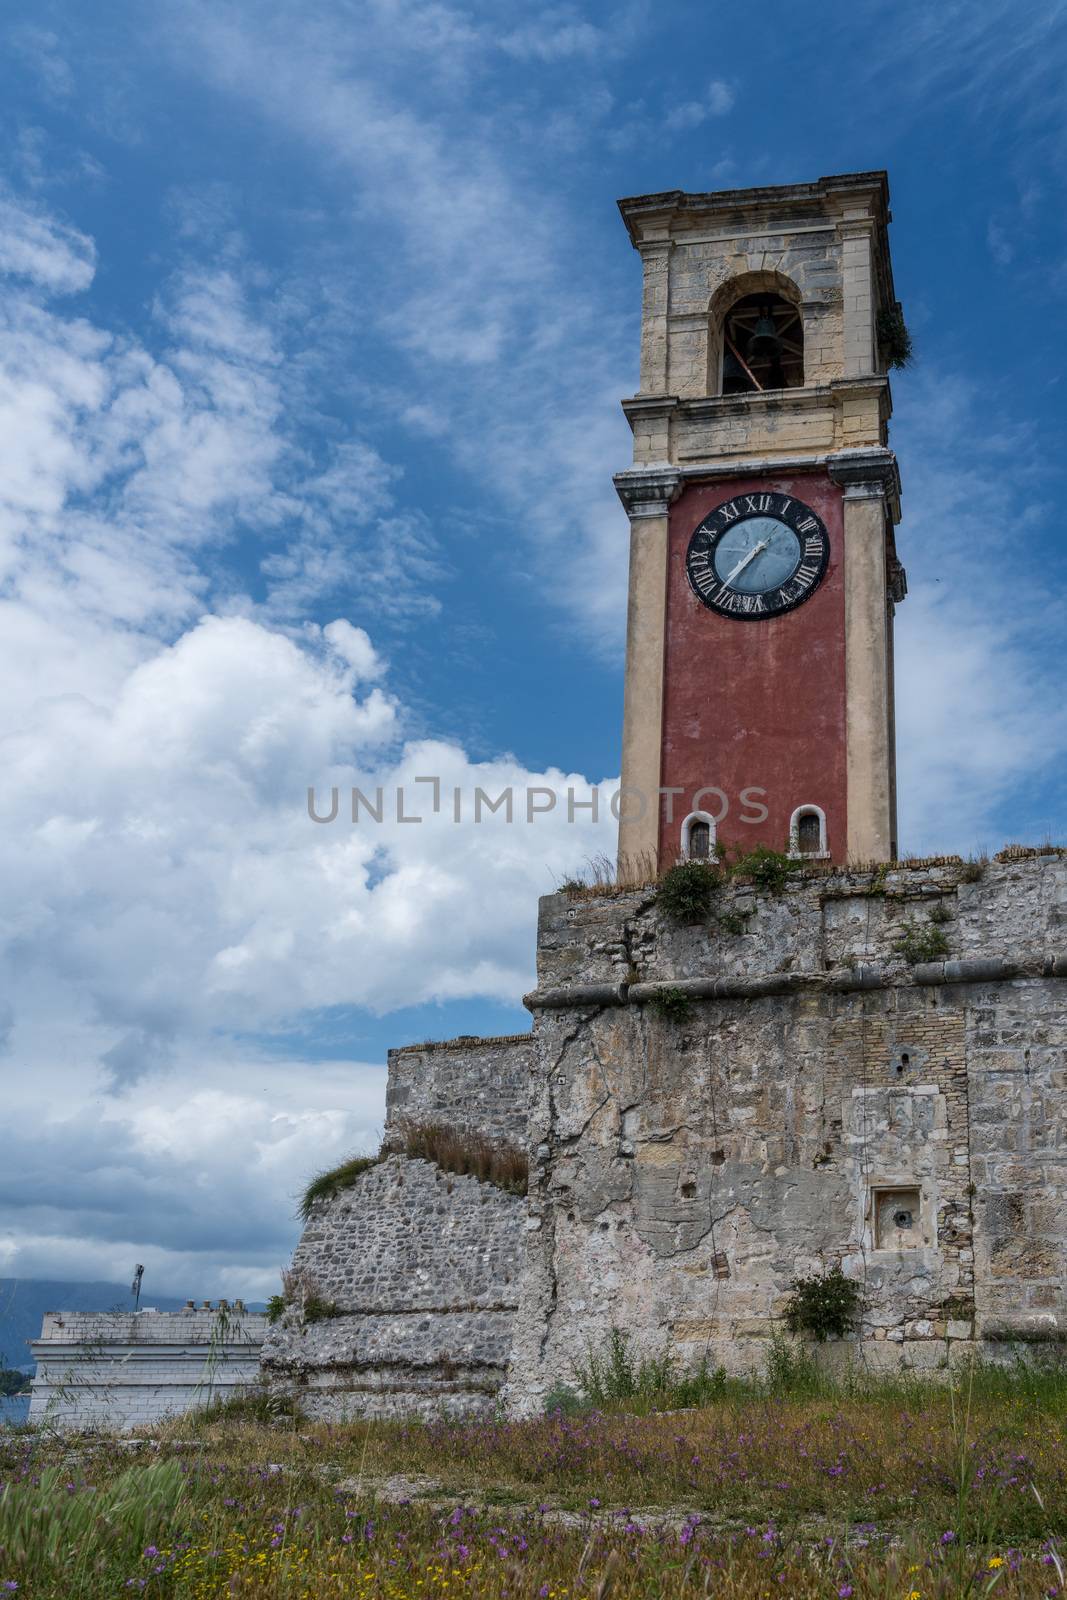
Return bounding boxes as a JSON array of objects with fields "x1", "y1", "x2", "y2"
[
  {"x1": 272, "y1": 850, "x2": 1067, "y2": 1420},
  {"x1": 261, "y1": 1034, "x2": 535, "y2": 1420},
  {"x1": 29, "y1": 1307, "x2": 268, "y2": 1431},
  {"x1": 505, "y1": 851, "x2": 1067, "y2": 1410}
]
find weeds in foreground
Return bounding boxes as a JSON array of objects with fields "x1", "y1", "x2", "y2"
[{"x1": 6, "y1": 1363, "x2": 1067, "y2": 1597}]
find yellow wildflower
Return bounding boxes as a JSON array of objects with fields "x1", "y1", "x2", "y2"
[{"x1": 988, "y1": 1556, "x2": 1004, "y2": 1569}]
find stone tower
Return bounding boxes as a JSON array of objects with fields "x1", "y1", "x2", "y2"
[{"x1": 614, "y1": 172, "x2": 907, "y2": 871}]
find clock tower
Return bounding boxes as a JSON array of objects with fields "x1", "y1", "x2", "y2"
[{"x1": 614, "y1": 171, "x2": 906, "y2": 871}]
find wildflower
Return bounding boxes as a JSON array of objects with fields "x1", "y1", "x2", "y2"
[
  {"x1": 988, "y1": 1557, "x2": 1004, "y2": 1570},
  {"x1": 143, "y1": 1547, "x2": 159, "y2": 1559},
  {"x1": 940, "y1": 1532, "x2": 955, "y2": 1545},
  {"x1": 838, "y1": 1587, "x2": 853, "y2": 1598}
]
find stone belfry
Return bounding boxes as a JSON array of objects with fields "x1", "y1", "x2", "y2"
[{"x1": 614, "y1": 172, "x2": 906, "y2": 871}]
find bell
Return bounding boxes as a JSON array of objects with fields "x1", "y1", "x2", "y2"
[
  {"x1": 722, "y1": 349, "x2": 745, "y2": 385},
  {"x1": 747, "y1": 305, "x2": 783, "y2": 362}
]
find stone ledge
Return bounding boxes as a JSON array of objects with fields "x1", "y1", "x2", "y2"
[{"x1": 525, "y1": 953, "x2": 1067, "y2": 1011}]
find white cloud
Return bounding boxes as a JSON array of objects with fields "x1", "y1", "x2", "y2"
[
  {"x1": 665, "y1": 78, "x2": 735, "y2": 132},
  {"x1": 155, "y1": 0, "x2": 638, "y2": 656},
  {"x1": 0, "y1": 190, "x2": 618, "y2": 1294},
  {"x1": 0, "y1": 1051, "x2": 388, "y2": 1298},
  {"x1": 892, "y1": 370, "x2": 1067, "y2": 850},
  {"x1": 498, "y1": 10, "x2": 604, "y2": 61},
  {"x1": 0, "y1": 188, "x2": 95, "y2": 292}
]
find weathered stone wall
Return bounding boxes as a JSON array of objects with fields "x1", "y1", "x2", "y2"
[
  {"x1": 29, "y1": 1309, "x2": 267, "y2": 1432},
  {"x1": 505, "y1": 853, "x2": 1067, "y2": 1411},
  {"x1": 385, "y1": 1033, "x2": 533, "y2": 1148},
  {"x1": 267, "y1": 854, "x2": 1067, "y2": 1420},
  {"x1": 264, "y1": 1033, "x2": 534, "y2": 1419}
]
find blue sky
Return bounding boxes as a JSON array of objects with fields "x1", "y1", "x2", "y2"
[{"x1": 0, "y1": 0, "x2": 1064, "y2": 1298}]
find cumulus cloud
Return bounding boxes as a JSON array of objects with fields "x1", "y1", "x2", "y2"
[{"x1": 0, "y1": 188, "x2": 617, "y2": 1295}]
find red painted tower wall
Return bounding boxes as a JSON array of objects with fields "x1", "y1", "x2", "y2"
[{"x1": 659, "y1": 472, "x2": 847, "y2": 864}]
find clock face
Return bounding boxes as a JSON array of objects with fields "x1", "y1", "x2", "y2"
[{"x1": 685, "y1": 491, "x2": 830, "y2": 620}]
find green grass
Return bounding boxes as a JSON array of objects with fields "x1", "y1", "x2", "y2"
[
  {"x1": 300, "y1": 1153, "x2": 380, "y2": 1220},
  {"x1": 4, "y1": 1362, "x2": 1067, "y2": 1597}
]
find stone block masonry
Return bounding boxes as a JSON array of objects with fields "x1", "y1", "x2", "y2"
[
  {"x1": 29, "y1": 1308, "x2": 268, "y2": 1432},
  {"x1": 271, "y1": 852, "x2": 1067, "y2": 1420},
  {"x1": 263, "y1": 1033, "x2": 535, "y2": 1420},
  {"x1": 504, "y1": 852, "x2": 1067, "y2": 1412}
]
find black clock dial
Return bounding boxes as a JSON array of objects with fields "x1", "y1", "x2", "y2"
[{"x1": 685, "y1": 491, "x2": 830, "y2": 620}]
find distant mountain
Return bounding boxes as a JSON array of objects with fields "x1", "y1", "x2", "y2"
[{"x1": 0, "y1": 1279, "x2": 263, "y2": 1373}]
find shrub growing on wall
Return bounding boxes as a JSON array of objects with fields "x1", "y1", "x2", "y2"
[
  {"x1": 783, "y1": 1263, "x2": 862, "y2": 1341},
  {"x1": 647, "y1": 986, "x2": 692, "y2": 1023},
  {"x1": 892, "y1": 917, "x2": 950, "y2": 964},
  {"x1": 657, "y1": 861, "x2": 721, "y2": 920}
]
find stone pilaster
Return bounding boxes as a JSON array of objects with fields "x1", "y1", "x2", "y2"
[
  {"x1": 838, "y1": 212, "x2": 877, "y2": 378},
  {"x1": 613, "y1": 466, "x2": 683, "y2": 869},
  {"x1": 830, "y1": 454, "x2": 899, "y2": 861},
  {"x1": 637, "y1": 240, "x2": 672, "y2": 393}
]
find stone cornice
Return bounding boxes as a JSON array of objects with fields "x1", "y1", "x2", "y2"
[
  {"x1": 613, "y1": 465, "x2": 684, "y2": 518},
  {"x1": 618, "y1": 171, "x2": 890, "y2": 248},
  {"x1": 524, "y1": 953, "x2": 1067, "y2": 1013},
  {"x1": 828, "y1": 447, "x2": 902, "y2": 518},
  {"x1": 620, "y1": 394, "x2": 680, "y2": 424}
]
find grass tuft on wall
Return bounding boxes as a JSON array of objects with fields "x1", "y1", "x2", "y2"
[
  {"x1": 300, "y1": 1154, "x2": 381, "y2": 1221},
  {"x1": 396, "y1": 1120, "x2": 528, "y2": 1195}
]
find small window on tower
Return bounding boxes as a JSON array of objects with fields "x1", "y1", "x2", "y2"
[
  {"x1": 721, "y1": 292, "x2": 804, "y2": 394},
  {"x1": 681, "y1": 812, "x2": 716, "y2": 861},
  {"x1": 788, "y1": 805, "x2": 827, "y2": 859},
  {"x1": 798, "y1": 813, "x2": 821, "y2": 855}
]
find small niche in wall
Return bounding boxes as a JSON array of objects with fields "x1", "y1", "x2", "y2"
[
  {"x1": 889, "y1": 1044, "x2": 927, "y2": 1078},
  {"x1": 874, "y1": 1187, "x2": 924, "y2": 1249}
]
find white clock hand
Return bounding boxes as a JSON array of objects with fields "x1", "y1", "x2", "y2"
[{"x1": 724, "y1": 539, "x2": 770, "y2": 587}]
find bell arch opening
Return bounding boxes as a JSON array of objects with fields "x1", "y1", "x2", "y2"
[{"x1": 709, "y1": 272, "x2": 805, "y2": 396}]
